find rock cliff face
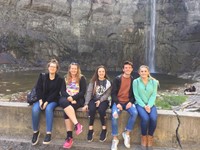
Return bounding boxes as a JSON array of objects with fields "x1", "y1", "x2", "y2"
[{"x1": 0, "y1": 0, "x2": 199, "y2": 73}]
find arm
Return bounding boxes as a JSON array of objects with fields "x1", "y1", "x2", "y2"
[
  {"x1": 84, "y1": 82, "x2": 94, "y2": 105},
  {"x1": 132, "y1": 79, "x2": 146, "y2": 107},
  {"x1": 72, "y1": 76, "x2": 87, "y2": 101},
  {"x1": 36, "y1": 73, "x2": 44, "y2": 101},
  {"x1": 147, "y1": 80, "x2": 158, "y2": 108},
  {"x1": 111, "y1": 77, "x2": 120, "y2": 104}
]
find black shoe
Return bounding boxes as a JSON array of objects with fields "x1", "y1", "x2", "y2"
[
  {"x1": 32, "y1": 131, "x2": 40, "y2": 145},
  {"x1": 43, "y1": 133, "x2": 51, "y2": 144},
  {"x1": 99, "y1": 129, "x2": 107, "y2": 142},
  {"x1": 87, "y1": 130, "x2": 94, "y2": 142}
]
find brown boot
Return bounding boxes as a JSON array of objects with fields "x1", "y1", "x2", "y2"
[
  {"x1": 141, "y1": 135, "x2": 147, "y2": 147},
  {"x1": 147, "y1": 135, "x2": 153, "y2": 147}
]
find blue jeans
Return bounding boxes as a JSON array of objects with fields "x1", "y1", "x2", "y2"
[
  {"x1": 136, "y1": 104, "x2": 157, "y2": 136},
  {"x1": 111, "y1": 103, "x2": 138, "y2": 136},
  {"x1": 32, "y1": 101, "x2": 58, "y2": 132}
]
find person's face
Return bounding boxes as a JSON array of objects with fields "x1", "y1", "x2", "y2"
[
  {"x1": 139, "y1": 67, "x2": 149, "y2": 78},
  {"x1": 48, "y1": 63, "x2": 57, "y2": 74},
  {"x1": 98, "y1": 67, "x2": 106, "y2": 80},
  {"x1": 123, "y1": 64, "x2": 133, "y2": 75},
  {"x1": 69, "y1": 65, "x2": 78, "y2": 76}
]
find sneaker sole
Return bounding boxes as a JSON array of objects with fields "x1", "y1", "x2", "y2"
[
  {"x1": 99, "y1": 132, "x2": 108, "y2": 142},
  {"x1": 43, "y1": 140, "x2": 51, "y2": 145},
  {"x1": 32, "y1": 132, "x2": 40, "y2": 146},
  {"x1": 63, "y1": 141, "x2": 74, "y2": 149}
]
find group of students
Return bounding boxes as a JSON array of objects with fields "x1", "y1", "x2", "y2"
[{"x1": 31, "y1": 59, "x2": 159, "y2": 150}]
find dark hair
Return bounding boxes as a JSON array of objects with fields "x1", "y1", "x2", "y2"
[
  {"x1": 123, "y1": 61, "x2": 133, "y2": 68},
  {"x1": 91, "y1": 65, "x2": 109, "y2": 83}
]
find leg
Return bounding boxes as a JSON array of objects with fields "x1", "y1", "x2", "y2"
[
  {"x1": 31, "y1": 101, "x2": 41, "y2": 145},
  {"x1": 97, "y1": 100, "x2": 109, "y2": 129},
  {"x1": 88, "y1": 100, "x2": 97, "y2": 129},
  {"x1": 148, "y1": 106, "x2": 158, "y2": 147},
  {"x1": 125, "y1": 104, "x2": 138, "y2": 133},
  {"x1": 98, "y1": 101, "x2": 109, "y2": 142},
  {"x1": 32, "y1": 101, "x2": 41, "y2": 132},
  {"x1": 45, "y1": 102, "x2": 58, "y2": 133},
  {"x1": 122, "y1": 104, "x2": 138, "y2": 148},
  {"x1": 148, "y1": 106, "x2": 158, "y2": 136},
  {"x1": 136, "y1": 104, "x2": 150, "y2": 135},
  {"x1": 111, "y1": 103, "x2": 121, "y2": 138}
]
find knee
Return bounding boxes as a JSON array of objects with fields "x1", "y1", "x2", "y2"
[
  {"x1": 45, "y1": 106, "x2": 54, "y2": 113},
  {"x1": 98, "y1": 109, "x2": 106, "y2": 116},
  {"x1": 32, "y1": 106, "x2": 40, "y2": 114},
  {"x1": 59, "y1": 97, "x2": 70, "y2": 109},
  {"x1": 142, "y1": 116, "x2": 150, "y2": 124}
]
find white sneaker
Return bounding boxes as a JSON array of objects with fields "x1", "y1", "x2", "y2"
[
  {"x1": 122, "y1": 132, "x2": 130, "y2": 148},
  {"x1": 111, "y1": 139, "x2": 119, "y2": 150}
]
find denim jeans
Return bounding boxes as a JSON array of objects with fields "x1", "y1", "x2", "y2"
[
  {"x1": 136, "y1": 104, "x2": 157, "y2": 136},
  {"x1": 32, "y1": 101, "x2": 58, "y2": 132},
  {"x1": 111, "y1": 103, "x2": 138, "y2": 136}
]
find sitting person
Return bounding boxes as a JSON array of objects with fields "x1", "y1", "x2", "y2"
[
  {"x1": 184, "y1": 84, "x2": 196, "y2": 95},
  {"x1": 59, "y1": 62, "x2": 86, "y2": 149},
  {"x1": 82, "y1": 65, "x2": 111, "y2": 142},
  {"x1": 32, "y1": 59, "x2": 65, "y2": 145},
  {"x1": 111, "y1": 61, "x2": 138, "y2": 150}
]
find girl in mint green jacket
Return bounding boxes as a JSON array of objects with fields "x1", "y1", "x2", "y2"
[{"x1": 133, "y1": 65, "x2": 159, "y2": 148}]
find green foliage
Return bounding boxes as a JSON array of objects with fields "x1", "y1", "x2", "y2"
[{"x1": 155, "y1": 95, "x2": 187, "y2": 110}]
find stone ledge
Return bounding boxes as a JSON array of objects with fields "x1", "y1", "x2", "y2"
[{"x1": 0, "y1": 102, "x2": 200, "y2": 149}]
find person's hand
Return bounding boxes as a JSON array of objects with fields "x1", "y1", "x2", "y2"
[
  {"x1": 42, "y1": 101, "x2": 48, "y2": 110},
  {"x1": 82, "y1": 105, "x2": 88, "y2": 111},
  {"x1": 71, "y1": 100, "x2": 77, "y2": 104},
  {"x1": 145, "y1": 105, "x2": 151, "y2": 113},
  {"x1": 126, "y1": 102, "x2": 132, "y2": 110},
  {"x1": 39, "y1": 99, "x2": 43, "y2": 109},
  {"x1": 67, "y1": 96, "x2": 73, "y2": 102},
  {"x1": 95, "y1": 100, "x2": 100, "y2": 107},
  {"x1": 116, "y1": 103, "x2": 123, "y2": 111}
]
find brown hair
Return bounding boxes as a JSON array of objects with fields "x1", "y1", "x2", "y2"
[
  {"x1": 65, "y1": 62, "x2": 82, "y2": 84},
  {"x1": 90, "y1": 65, "x2": 109, "y2": 83},
  {"x1": 123, "y1": 61, "x2": 133, "y2": 68},
  {"x1": 47, "y1": 59, "x2": 59, "y2": 72}
]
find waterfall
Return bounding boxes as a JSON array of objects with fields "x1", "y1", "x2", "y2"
[{"x1": 146, "y1": 0, "x2": 156, "y2": 72}]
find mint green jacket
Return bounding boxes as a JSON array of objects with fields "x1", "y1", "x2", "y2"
[{"x1": 132, "y1": 77, "x2": 158, "y2": 108}]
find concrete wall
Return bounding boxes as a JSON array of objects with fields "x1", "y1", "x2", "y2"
[{"x1": 0, "y1": 102, "x2": 200, "y2": 149}]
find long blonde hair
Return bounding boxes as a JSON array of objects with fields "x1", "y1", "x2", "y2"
[{"x1": 65, "y1": 62, "x2": 82, "y2": 84}]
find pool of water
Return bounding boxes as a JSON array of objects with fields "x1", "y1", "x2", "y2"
[{"x1": 0, "y1": 70, "x2": 194, "y2": 95}]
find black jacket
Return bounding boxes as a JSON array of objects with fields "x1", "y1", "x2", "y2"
[
  {"x1": 36, "y1": 73, "x2": 66, "y2": 103},
  {"x1": 111, "y1": 74, "x2": 135, "y2": 106}
]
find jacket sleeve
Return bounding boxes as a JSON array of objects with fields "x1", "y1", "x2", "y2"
[
  {"x1": 72, "y1": 76, "x2": 87, "y2": 101},
  {"x1": 147, "y1": 80, "x2": 158, "y2": 107},
  {"x1": 60, "y1": 78, "x2": 67, "y2": 97},
  {"x1": 84, "y1": 82, "x2": 94, "y2": 105},
  {"x1": 111, "y1": 77, "x2": 120, "y2": 104},
  {"x1": 36, "y1": 73, "x2": 44, "y2": 101},
  {"x1": 133, "y1": 79, "x2": 146, "y2": 107}
]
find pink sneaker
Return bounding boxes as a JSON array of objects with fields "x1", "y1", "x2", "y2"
[
  {"x1": 75, "y1": 123, "x2": 83, "y2": 135},
  {"x1": 63, "y1": 137, "x2": 73, "y2": 149}
]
